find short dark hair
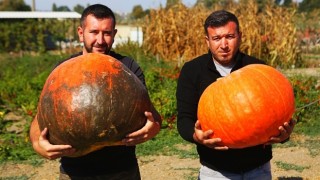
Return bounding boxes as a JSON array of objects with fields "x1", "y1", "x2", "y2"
[
  {"x1": 80, "y1": 4, "x2": 116, "y2": 28},
  {"x1": 204, "y1": 10, "x2": 239, "y2": 35}
]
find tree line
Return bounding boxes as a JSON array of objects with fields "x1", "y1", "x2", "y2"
[{"x1": 0, "y1": 0, "x2": 319, "y2": 21}]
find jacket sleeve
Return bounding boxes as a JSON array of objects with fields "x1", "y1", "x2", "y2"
[
  {"x1": 123, "y1": 57, "x2": 146, "y2": 87},
  {"x1": 176, "y1": 62, "x2": 199, "y2": 143}
]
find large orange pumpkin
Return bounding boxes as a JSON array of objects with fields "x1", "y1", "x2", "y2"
[
  {"x1": 197, "y1": 64, "x2": 295, "y2": 148},
  {"x1": 37, "y1": 53, "x2": 151, "y2": 157}
]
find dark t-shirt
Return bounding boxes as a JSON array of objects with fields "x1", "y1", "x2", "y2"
[{"x1": 57, "y1": 51, "x2": 145, "y2": 176}]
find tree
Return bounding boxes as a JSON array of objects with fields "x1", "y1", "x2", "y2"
[
  {"x1": 73, "y1": 4, "x2": 85, "y2": 14},
  {"x1": 0, "y1": 0, "x2": 31, "y2": 11},
  {"x1": 52, "y1": 3, "x2": 58, "y2": 11},
  {"x1": 274, "y1": 0, "x2": 282, "y2": 5},
  {"x1": 283, "y1": 0, "x2": 293, "y2": 7},
  {"x1": 299, "y1": 0, "x2": 320, "y2": 12},
  {"x1": 52, "y1": 3, "x2": 70, "y2": 12},
  {"x1": 195, "y1": 0, "x2": 216, "y2": 8},
  {"x1": 196, "y1": 0, "x2": 234, "y2": 9},
  {"x1": 166, "y1": 0, "x2": 181, "y2": 8},
  {"x1": 274, "y1": 0, "x2": 294, "y2": 7},
  {"x1": 131, "y1": 5, "x2": 145, "y2": 19}
]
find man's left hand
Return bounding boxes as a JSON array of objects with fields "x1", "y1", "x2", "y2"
[
  {"x1": 266, "y1": 118, "x2": 296, "y2": 145},
  {"x1": 122, "y1": 111, "x2": 160, "y2": 146}
]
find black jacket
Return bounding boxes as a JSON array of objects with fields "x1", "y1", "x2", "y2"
[{"x1": 176, "y1": 51, "x2": 272, "y2": 173}]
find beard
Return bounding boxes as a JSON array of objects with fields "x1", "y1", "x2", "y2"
[{"x1": 83, "y1": 41, "x2": 110, "y2": 54}]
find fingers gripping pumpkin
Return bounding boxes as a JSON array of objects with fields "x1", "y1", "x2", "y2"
[
  {"x1": 37, "y1": 53, "x2": 151, "y2": 157},
  {"x1": 197, "y1": 64, "x2": 295, "y2": 148}
]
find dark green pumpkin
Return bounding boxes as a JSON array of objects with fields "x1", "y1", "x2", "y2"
[{"x1": 37, "y1": 53, "x2": 150, "y2": 157}]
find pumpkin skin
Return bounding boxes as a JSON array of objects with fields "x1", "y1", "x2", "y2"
[
  {"x1": 37, "y1": 53, "x2": 151, "y2": 157},
  {"x1": 197, "y1": 64, "x2": 295, "y2": 149}
]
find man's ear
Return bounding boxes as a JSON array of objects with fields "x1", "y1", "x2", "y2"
[
  {"x1": 77, "y1": 26, "x2": 84, "y2": 42},
  {"x1": 205, "y1": 35, "x2": 210, "y2": 48},
  {"x1": 113, "y1": 29, "x2": 118, "y2": 36},
  {"x1": 238, "y1": 31, "x2": 242, "y2": 42}
]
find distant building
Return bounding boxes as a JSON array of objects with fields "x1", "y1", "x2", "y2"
[
  {"x1": 0, "y1": 11, "x2": 81, "y2": 19},
  {"x1": 114, "y1": 25, "x2": 143, "y2": 47}
]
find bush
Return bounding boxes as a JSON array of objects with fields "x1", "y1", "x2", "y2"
[{"x1": 290, "y1": 75, "x2": 320, "y2": 136}]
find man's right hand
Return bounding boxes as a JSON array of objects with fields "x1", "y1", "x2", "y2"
[
  {"x1": 193, "y1": 120, "x2": 228, "y2": 150},
  {"x1": 33, "y1": 127, "x2": 76, "y2": 160}
]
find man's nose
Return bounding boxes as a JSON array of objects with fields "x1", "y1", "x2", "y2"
[
  {"x1": 97, "y1": 32, "x2": 105, "y2": 44},
  {"x1": 220, "y1": 38, "x2": 228, "y2": 49}
]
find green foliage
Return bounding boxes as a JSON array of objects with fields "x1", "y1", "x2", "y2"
[
  {"x1": 73, "y1": 4, "x2": 85, "y2": 14},
  {"x1": 114, "y1": 42, "x2": 179, "y2": 128},
  {"x1": 275, "y1": 161, "x2": 310, "y2": 172},
  {"x1": 52, "y1": 3, "x2": 71, "y2": 12},
  {"x1": 0, "y1": 53, "x2": 66, "y2": 163},
  {"x1": 145, "y1": 69, "x2": 178, "y2": 129},
  {"x1": 137, "y1": 127, "x2": 198, "y2": 158},
  {"x1": 113, "y1": 41, "x2": 145, "y2": 62},
  {"x1": 0, "y1": 19, "x2": 77, "y2": 53},
  {"x1": 166, "y1": 0, "x2": 183, "y2": 8},
  {"x1": 0, "y1": 113, "x2": 38, "y2": 163},
  {"x1": 298, "y1": 0, "x2": 320, "y2": 12},
  {"x1": 0, "y1": 175, "x2": 29, "y2": 180},
  {"x1": 0, "y1": 49, "x2": 319, "y2": 164},
  {"x1": 0, "y1": 0, "x2": 31, "y2": 11},
  {"x1": 0, "y1": 53, "x2": 65, "y2": 111},
  {"x1": 131, "y1": 5, "x2": 146, "y2": 19},
  {"x1": 0, "y1": 133, "x2": 36, "y2": 162},
  {"x1": 290, "y1": 75, "x2": 320, "y2": 136}
]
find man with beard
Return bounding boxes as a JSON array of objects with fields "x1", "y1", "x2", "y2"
[{"x1": 29, "y1": 4, "x2": 161, "y2": 180}]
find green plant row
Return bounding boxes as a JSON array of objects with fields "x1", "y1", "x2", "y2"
[
  {"x1": 0, "y1": 19, "x2": 77, "y2": 53},
  {"x1": 0, "y1": 47, "x2": 319, "y2": 163}
]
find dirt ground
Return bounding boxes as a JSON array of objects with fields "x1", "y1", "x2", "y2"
[{"x1": 0, "y1": 146, "x2": 320, "y2": 180}]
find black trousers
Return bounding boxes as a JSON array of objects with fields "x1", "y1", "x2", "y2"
[{"x1": 59, "y1": 165, "x2": 141, "y2": 180}]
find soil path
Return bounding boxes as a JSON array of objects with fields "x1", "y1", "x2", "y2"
[{"x1": 1, "y1": 147, "x2": 320, "y2": 180}]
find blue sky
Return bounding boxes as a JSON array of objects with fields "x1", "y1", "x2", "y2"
[{"x1": 24, "y1": 0, "x2": 197, "y2": 14}]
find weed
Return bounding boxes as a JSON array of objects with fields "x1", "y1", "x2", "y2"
[
  {"x1": 0, "y1": 175, "x2": 29, "y2": 180},
  {"x1": 136, "y1": 127, "x2": 198, "y2": 158},
  {"x1": 275, "y1": 161, "x2": 310, "y2": 172}
]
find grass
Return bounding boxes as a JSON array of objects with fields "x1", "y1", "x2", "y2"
[
  {"x1": 0, "y1": 176, "x2": 29, "y2": 180},
  {"x1": 302, "y1": 53, "x2": 320, "y2": 60},
  {"x1": 275, "y1": 161, "x2": 310, "y2": 173},
  {"x1": 136, "y1": 127, "x2": 198, "y2": 159},
  {"x1": 300, "y1": 53, "x2": 320, "y2": 67},
  {"x1": 275, "y1": 136, "x2": 320, "y2": 157}
]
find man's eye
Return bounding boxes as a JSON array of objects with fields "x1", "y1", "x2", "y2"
[
  {"x1": 90, "y1": 31, "x2": 98, "y2": 34},
  {"x1": 226, "y1": 35, "x2": 235, "y2": 39},
  {"x1": 212, "y1": 37, "x2": 221, "y2": 41},
  {"x1": 103, "y1": 31, "x2": 112, "y2": 36}
]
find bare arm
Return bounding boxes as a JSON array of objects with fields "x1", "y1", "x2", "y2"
[{"x1": 29, "y1": 114, "x2": 75, "y2": 159}]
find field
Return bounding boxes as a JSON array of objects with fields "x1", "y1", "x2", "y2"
[
  {"x1": 0, "y1": 51, "x2": 319, "y2": 179},
  {"x1": 0, "y1": 1, "x2": 320, "y2": 178}
]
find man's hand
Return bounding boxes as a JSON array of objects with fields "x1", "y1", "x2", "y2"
[
  {"x1": 266, "y1": 119, "x2": 296, "y2": 145},
  {"x1": 193, "y1": 120, "x2": 228, "y2": 150},
  {"x1": 122, "y1": 111, "x2": 160, "y2": 146},
  {"x1": 33, "y1": 128, "x2": 76, "y2": 160}
]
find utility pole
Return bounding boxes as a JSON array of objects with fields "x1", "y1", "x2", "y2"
[{"x1": 32, "y1": 0, "x2": 36, "y2": 11}]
